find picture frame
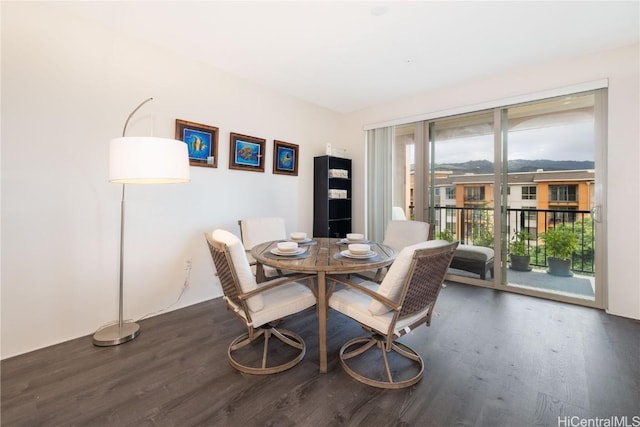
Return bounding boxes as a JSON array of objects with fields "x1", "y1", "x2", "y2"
[
  {"x1": 229, "y1": 133, "x2": 266, "y2": 172},
  {"x1": 175, "y1": 119, "x2": 219, "y2": 168},
  {"x1": 273, "y1": 140, "x2": 299, "y2": 176}
]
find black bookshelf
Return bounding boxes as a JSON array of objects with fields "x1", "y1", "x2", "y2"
[{"x1": 313, "y1": 155, "x2": 352, "y2": 238}]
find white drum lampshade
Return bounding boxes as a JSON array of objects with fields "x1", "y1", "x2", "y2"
[{"x1": 109, "y1": 136, "x2": 190, "y2": 184}]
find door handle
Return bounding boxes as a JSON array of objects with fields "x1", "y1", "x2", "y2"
[{"x1": 590, "y1": 206, "x2": 602, "y2": 223}]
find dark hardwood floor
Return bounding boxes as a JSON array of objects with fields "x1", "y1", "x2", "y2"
[{"x1": 2, "y1": 282, "x2": 639, "y2": 427}]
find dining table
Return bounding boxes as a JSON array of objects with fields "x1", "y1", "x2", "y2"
[{"x1": 250, "y1": 237, "x2": 398, "y2": 373}]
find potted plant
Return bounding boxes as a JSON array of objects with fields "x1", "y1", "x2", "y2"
[
  {"x1": 508, "y1": 230, "x2": 531, "y2": 271},
  {"x1": 540, "y1": 224, "x2": 578, "y2": 276}
]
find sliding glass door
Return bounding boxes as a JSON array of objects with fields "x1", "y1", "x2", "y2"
[
  {"x1": 428, "y1": 111, "x2": 496, "y2": 286},
  {"x1": 502, "y1": 93, "x2": 600, "y2": 304},
  {"x1": 387, "y1": 89, "x2": 606, "y2": 308}
]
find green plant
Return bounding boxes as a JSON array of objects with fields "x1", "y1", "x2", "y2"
[
  {"x1": 470, "y1": 205, "x2": 494, "y2": 248},
  {"x1": 436, "y1": 228, "x2": 455, "y2": 242},
  {"x1": 540, "y1": 224, "x2": 578, "y2": 260},
  {"x1": 509, "y1": 230, "x2": 530, "y2": 256},
  {"x1": 572, "y1": 216, "x2": 595, "y2": 273}
]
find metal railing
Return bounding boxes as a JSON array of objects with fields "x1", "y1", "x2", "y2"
[{"x1": 431, "y1": 206, "x2": 595, "y2": 274}]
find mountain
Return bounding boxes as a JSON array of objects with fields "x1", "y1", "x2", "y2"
[
  {"x1": 507, "y1": 159, "x2": 594, "y2": 172},
  {"x1": 435, "y1": 159, "x2": 594, "y2": 174}
]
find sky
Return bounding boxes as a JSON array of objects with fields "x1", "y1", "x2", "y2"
[{"x1": 433, "y1": 122, "x2": 595, "y2": 164}]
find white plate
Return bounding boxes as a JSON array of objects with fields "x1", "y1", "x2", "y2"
[
  {"x1": 271, "y1": 248, "x2": 305, "y2": 256},
  {"x1": 289, "y1": 237, "x2": 313, "y2": 244},
  {"x1": 340, "y1": 250, "x2": 377, "y2": 259}
]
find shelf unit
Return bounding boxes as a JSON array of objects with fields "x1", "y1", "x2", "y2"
[{"x1": 313, "y1": 155, "x2": 352, "y2": 238}]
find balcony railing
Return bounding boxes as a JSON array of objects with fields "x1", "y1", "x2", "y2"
[{"x1": 431, "y1": 206, "x2": 595, "y2": 274}]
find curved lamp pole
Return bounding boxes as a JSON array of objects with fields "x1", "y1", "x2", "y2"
[{"x1": 93, "y1": 98, "x2": 190, "y2": 346}]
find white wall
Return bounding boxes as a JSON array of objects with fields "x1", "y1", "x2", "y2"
[
  {"x1": 1, "y1": 3, "x2": 338, "y2": 358},
  {"x1": 340, "y1": 43, "x2": 640, "y2": 320}
]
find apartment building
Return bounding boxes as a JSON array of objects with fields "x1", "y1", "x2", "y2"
[{"x1": 434, "y1": 169, "x2": 594, "y2": 239}]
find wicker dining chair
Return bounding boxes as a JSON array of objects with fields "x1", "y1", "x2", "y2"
[
  {"x1": 328, "y1": 240, "x2": 458, "y2": 388},
  {"x1": 382, "y1": 220, "x2": 434, "y2": 252},
  {"x1": 368, "y1": 220, "x2": 435, "y2": 282},
  {"x1": 205, "y1": 229, "x2": 316, "y2": 374},
  {"x1": 238, "y1": 217, "x2": 288, "y2": 278}
]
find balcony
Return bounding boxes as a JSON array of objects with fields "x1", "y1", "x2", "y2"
[{"x1": 432, "y1": 206, "x2": 595, "y2": 297}]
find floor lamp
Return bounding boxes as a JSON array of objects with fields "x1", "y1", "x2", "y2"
[{"x1": 93, "y1": 98, "x2": 190, "y2": 346}]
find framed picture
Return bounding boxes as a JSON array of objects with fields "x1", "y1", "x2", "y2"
[
  {"x1": 273, "y1": 140, "x2": 299, "y2": 176},
  {"x1": 175, "y1": 119, "x2": 218, "y2": 168},
  {"x1": 229, "y1": 133, "x2": 266, "y2": 172}
]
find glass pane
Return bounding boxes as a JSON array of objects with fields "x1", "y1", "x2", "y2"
[
  {"x1": 505, "y1": 94, "x2": 596, "y2": 301},
  {"x1": 430, "y1": 111, "x2": 495, "y2": 283}
]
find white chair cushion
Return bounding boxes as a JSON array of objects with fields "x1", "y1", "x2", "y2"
[
  {"x1": 392, "y1": 206, "x2": 407, "y2": 220},
  {"x1": 382, "y1": 220, "x2": 431, "y2": 252},
  {"x1": 368, "y1": 239, "x2": 451, "y2": 316},
  {"x1": 253, "y1": 265, "x2": 281, "y2": 279},
  {"x1": 329, "y1": 282, "x2": 430, "y2": 336},
  {"x1": 251, "y1": 281, "x2": 316, "y2": 327},
  {"x1": 227, "y1": 281, "x2": 316, "y2": 328},
  {"x1": 240, "y1": 217, "x2": 287, "y2": 277},
  {"x1": 211, "y1": 229, "x2": 264, "y2": 312},
  {"x1": 240, "y1": 217, "x2": 287, "y2": 249}
]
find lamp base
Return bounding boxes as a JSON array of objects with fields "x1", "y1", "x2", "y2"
[{"x1": 92, "y1": 321, "x2": 140, "y2": 347}]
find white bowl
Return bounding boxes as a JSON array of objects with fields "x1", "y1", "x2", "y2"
[
  {"x1": 348, "y1": 243, "x2": 370, "y2": 255},
  {"x1": 277, "y1": 241, "x2": 298, "y2": 252},
  {"x1": 346, "y1": 233, "x2": 364, "y2": 242},
  {"x1": 290, "y1": 232, "x2": 307, "y2": 241}
]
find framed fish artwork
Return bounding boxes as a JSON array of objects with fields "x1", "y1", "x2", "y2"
[
  {"x1": 175, "y1": 119, "x2": 219, "y2": 168},
  {"x1": 229, "y1": 132, "x2": 265, "y2": 172},
  {"x1": 273, "y1": 140, "x2": 299, "y2": 176}
]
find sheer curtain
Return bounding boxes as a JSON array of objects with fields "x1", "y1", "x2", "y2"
[{"x1": 366, "y1": 126, "x2": 394, "y2": 242}]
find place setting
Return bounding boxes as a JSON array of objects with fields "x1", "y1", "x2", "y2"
[
  {"x1": 288, "y1": 232, "x2": 317, "y2": 246},
  {"x1": 268, "y1": 241, "x2": 311, "y2": 259},
  {"x1": 336, "y1": 233, "x2": 370, "y2": 246},
  {"x1": 335, "y1": 242, "x2": 380, "y2": 261}
]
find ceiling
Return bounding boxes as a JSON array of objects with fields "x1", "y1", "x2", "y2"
[{"x1": 56, "y1": 1, "x2": 639, "y2": 113}]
